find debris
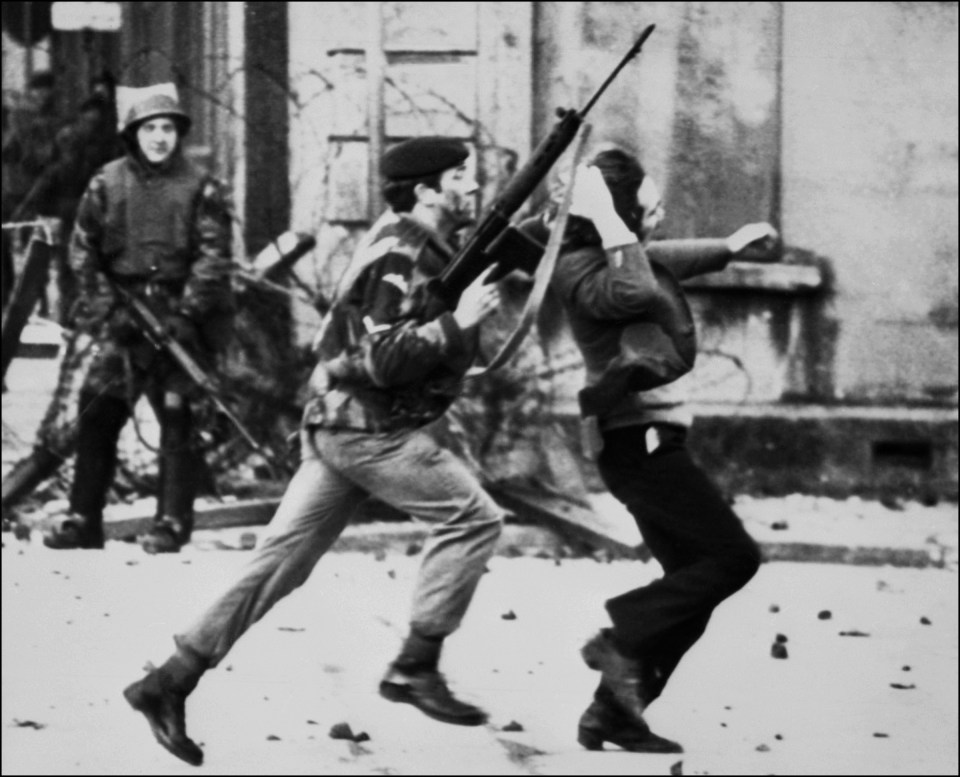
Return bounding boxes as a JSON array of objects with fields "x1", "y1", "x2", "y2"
[
  {"x1": 503, "y1": 545, "x2": 524, "y2": 558},
  {"x1": 818, "y1": 610, "x2": 832, "y2": 620},
  {"x1": 329, "y1": 722, "x2": 369, "y2": 742},
  {"x1": 13, "y1": 524, "x2": 31, "y2": 542},
  {"x1": 775, "y1": 633, "x2": 788, "y2": 643},
  {"x1": 670, "y1": 760, "x2": 684, "y2": 775},
  {"x1": 387, "y1": 569, "x2": 396, "y2": 579},
  {"x1": 405, "y1": 542, "x2": 422, "y2": 556},
  {"x1": 880, "y1": 495, "x2": 905, "y2": 511},
  {"x1": 890, "y1": 683, "x2": 916, "y2": 690},
  {"x1": 902, "y1": 665, "x2": 911, "y2": 671},
  {"x1": 756, "y1": 743, "x2": 770, "y2": 752},
  {"x1": 920, "y1": 616, "x2": 932, "y2": 625},
  {"x1": 501, "y1": 610, "x2": 517, "y2": 620},
  {"x1": 839, "y1": 630, "x2": 870, "y2": 637},
  {"x1": 307, "y1": 719, "x2": 317, "y2": 725},
  {"x1": 12, "y1": 719, "x2": 46, "y2": 729},
  {"x1": 775, "y1": 733, "x2": 783, "y2": 740},
  {"x1": 374, "y1": 549, "x2": 387, "y2": 562},
  {"x1": 266, "y1": 734, "x2": 281, "y2": 741},
  {"x1": 874, "y1": 732, "x2": 890, "y2": 738},
  {"x1": 124, "y1": 560, "x2": 138, "y2": 566},
  {"x1": 769, "y1": 604, "x2": 780, "y2": 613},
  {"x1": 278, "y1": 626, "x2": 305, "y2": 632},
  {"x1": 239, "y1": 532, "x2": 257, "y2": 550},
  {"x1": 770, "y1": 642, "x2": 788, "y2": 659},
  {"x1": 770, "y1": 521, "x2": 789, "y2": 531},
  {"x1": 501, "y1": 720, "x2": 524, "y2": 732}
]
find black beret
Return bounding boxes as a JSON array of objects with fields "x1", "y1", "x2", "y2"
[{"x1": 381, "y1": 137, "x2": 469, "y2": 181}]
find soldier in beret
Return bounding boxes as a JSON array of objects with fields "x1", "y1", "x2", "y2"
[{"x1": 124, "y1": 136, "x2": 506, "y2": 766}]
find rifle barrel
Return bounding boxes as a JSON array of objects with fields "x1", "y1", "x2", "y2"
[{"x1": 580, "y1": 24, "x2": 655, "y2": 117}]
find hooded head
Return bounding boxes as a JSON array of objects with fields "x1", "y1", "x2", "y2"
[{"x1": 116, "y1": 83, "x2": 191, "y2": 165}]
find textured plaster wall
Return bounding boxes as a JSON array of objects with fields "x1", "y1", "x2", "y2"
[{"x1": 781, "y1": 1, "x2": 959, "y2": 405}]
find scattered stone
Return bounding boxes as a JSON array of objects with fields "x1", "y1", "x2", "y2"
[
  {"x1": 890, "y1": 683, "x2": 916, "y2": 690},
  {"x1": 501, "y1": 610, "x2": 517, "y2": 621},
  {"x1": 839, "y1": 630, "x2": 870, "y2": 637},
  {"x1": 387, "y1": 569, "x2": 396, "y2": 579},
  {"x1": 239, "y1": 532, "x2": 257, "y2": 550},
  {"x1": 405, "y1": 542, "x2": 422, "y2": 556},
  {"x1": 13, "y1": 524, "x2": 31, "y2": 542},
  {"x1": 670, "y1": 760, "x2": 684, "y2": 775},
  {"x1": 770, "y1": 521, "x2": 789, "y2": 531},
  {"x1": 307, "y1": 720, "x2": 318, "y2": 725},
  {"x1": 501, "y1": 720, "x2": 524, "y2": 732},
  {"x1": 770, "y1": 642, "x2": 788, "y2": 660},
  {"x1": 374, "y1": 549, "x2": 387, "y2": 562},
  {"x1": 874, "y1": 732, "x2": 890, "y2": 738},
  {"x1": 902, "y1": 665, "x2": 911, "y2": 671},
  {"x1": 769, "y1": 604, "x2": 780, "y2": 613},
  {"x1": 720, "y1": 722, "x2": 727, "y2": 727},
  {"x1": 12, "y1": 719, "x2": 45, "y2": 729},
  {"x1": 328, "y1": 722, "x2": 369, "y2": 742},
  {"x1": 724, "y1": 706, "x2": 732, "y2": 710},
  {"x1": 920, "y1": 616, "x2": 932, "y2": 625},
  {"x1": 278, "y1": 626, "x2": 305, "y2": 632},
  {"x1": 124, "y1": 560, "x2": 138, "y2": 566},
  {"x1": 775, "y1": 633, "x2": 788, "y2": 643},
  {"x1": 225, "y1": 666, "x2": 233, "y2": 672},
  {"x1": 818, "y1": 610, "x2": 832, "y2": 620},
  {"x1": 266, "y1": 734, "x2": 281, "y2": 741},
  {"x1": 775, "y1": 733, "x2": 783, "y2": 740},
  {"x1": 880, "y1": 495, "x2": 905, "y2": 511},
  {"x1": 756, "y1": 743, "x2": 770, "y2": 752}
]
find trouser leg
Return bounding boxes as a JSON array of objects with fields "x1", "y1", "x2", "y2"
[
  {"x1": 317, "y1": 428, "x2": 505, "y2": 641},
  {"x1": 70, "y1": 389, "x2": 131, "y2": 525},
  {"x1": 153, "y1": 389, "x2": 200, "y2": 538},
  {"x1": 175, "y1": 451, "x2": 362, "y2": 666},
  {"x1": 598, "y1": 426, "x2": 760, "y2": 674}
]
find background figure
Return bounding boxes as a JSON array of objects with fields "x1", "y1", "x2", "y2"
[
  {"x1": 122, "y1": 136, "x2": 506, "y2": 767},
  {"x1": 2, "y1": 70, "x2": 62, "y2": 311},
  {"x1": 526, "y1": 148, "x2": 779, "y2": 753},
  {"x1": 29, "y1": 79, "x2": 124, "y2": 323},
  {"x1": 42, "y1": 83, "x2": 235, "y2": 554}
]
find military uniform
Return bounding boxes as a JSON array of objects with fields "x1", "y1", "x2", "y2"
[{"x1": 44, "y1": 85, "x2": 234, "y2": 552}]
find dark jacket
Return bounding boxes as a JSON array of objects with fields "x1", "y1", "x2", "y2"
[{"x1": 304, "y1": 212, "x2": 477, "y2": 433}]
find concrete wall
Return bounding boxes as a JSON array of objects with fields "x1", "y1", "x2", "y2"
[{"x1": 781, "y1": 1, "x2": 959, "y2": 406}]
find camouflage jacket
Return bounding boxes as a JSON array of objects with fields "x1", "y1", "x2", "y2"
[
  {"x1": 303, "y1": 213, "x2": 477, "y2": 433},
  {"x1": 69, "y1": 151, "x2": 235, "y2": 334}
]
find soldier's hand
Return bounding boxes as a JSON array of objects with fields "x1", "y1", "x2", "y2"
[
  {"x1": 165, "y1": 314, "x2": 200, "y2": 347},
  {"x1": 108, "y1": 308, "x2": 141, "y2": 346},
  {"x1": 727, "y1": 222, "x2": 780, "y2": 262},
  {"x1": 453, "y1": 269, "x2": 501, "y2": 330}
]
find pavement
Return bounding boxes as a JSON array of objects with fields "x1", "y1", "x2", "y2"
[{"x1": 2, "y1": 350, "x2": 959, "y2": 775}]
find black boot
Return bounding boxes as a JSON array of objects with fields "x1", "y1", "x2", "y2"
[
  {"x1": 140, "y1": 515, "x2": 193, "y2": 554},
  {"x1": 123, "y1": 652, "x2": 206, "y2": 766},
  {"x1": 581, "y1": 628, "x2": 650, "y2": 724},
  {"x1": 42, "y1": 511, "x2": 105, "y2": 549},
  {"x1": 379, "y1": 631, "x2": 487, "y2": 726},
  {"x1": 577, "y1": 684, "x2": 683, "y2": 753}
]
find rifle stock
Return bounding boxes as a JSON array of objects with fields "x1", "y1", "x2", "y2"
[{"x1": 431, "y1": 24, "x2": 656, "y2": 308}]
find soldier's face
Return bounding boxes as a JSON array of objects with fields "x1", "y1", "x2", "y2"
[
  {"x1": 436, "y1": 158, "x2": 479, "y2": 229},
  {"x1": 137, "y1": 117, "x2": 178, "y2": 164}
]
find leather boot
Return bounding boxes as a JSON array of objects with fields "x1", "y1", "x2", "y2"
[
  {"x1": 581, "y1": 628, "x2": 650, "y2": 724},
  {"x1": 140, "y1": 515, "x2": 193, "y2": 554},
  {"x1": 577, "y1": 683, "x2": 683, "y2": 753},
  {"x1": 123, "y1": 653, "x2": 206, "y2": 766},
  {"x1": 379, "y1": 630, "x2": 487, "y2": 726},
  {"x1": 42, "y1": 511, "x2": 104, "y2": 549}
]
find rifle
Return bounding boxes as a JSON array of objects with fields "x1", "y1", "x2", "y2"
[
  {"x1": 110, "y1": 282, "x2": 281, "y2": 475},
  {"x1": 429, "y1": 24, "x2": 656, "y2": 308}
]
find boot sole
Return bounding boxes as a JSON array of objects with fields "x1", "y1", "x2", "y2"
[
  {"x1": 123, "y1": 683, "x2": 204, "y2": 766},
  {"x1": 379, "y1": 681, "x2": 487, "y2": 726},
  {"x1": 578, "y1": 723, "x2": 683, "y2": 754}
]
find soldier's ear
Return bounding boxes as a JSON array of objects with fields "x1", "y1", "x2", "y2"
[{"x1": 413, "y1": 182, "x2": 441, "y2": 207}]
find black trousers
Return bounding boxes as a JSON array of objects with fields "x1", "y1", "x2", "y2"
[{"x1": 597, "y1": 423, "x2": 761, "y2": 692}]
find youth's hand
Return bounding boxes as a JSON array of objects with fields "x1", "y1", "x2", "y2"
[{"x1": 727, "y1": 222, "x2": 780, "y2": 262}]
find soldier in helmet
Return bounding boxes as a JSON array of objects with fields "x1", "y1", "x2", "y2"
[
  {"x1": 42, "y1": 83, "x2": 235, "y2": 554},
  {"x1": 123, "y1": 136, "x2": 506, "y2": 767}
]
